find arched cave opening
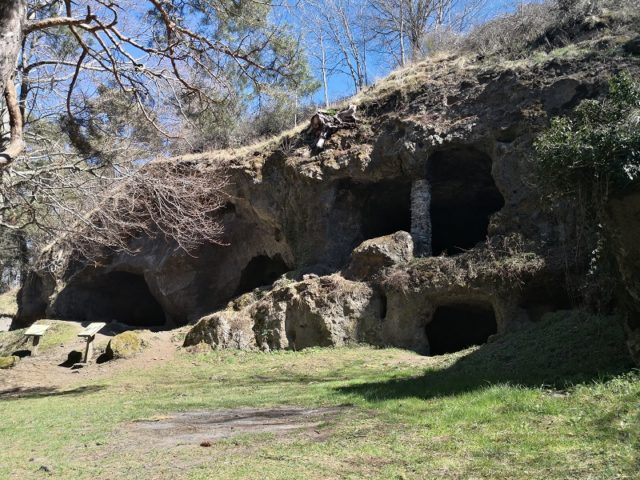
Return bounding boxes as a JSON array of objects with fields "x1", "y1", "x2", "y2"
[
  {"x1": 428, "y1": 147, "x2": 505, "y2": 255},
  {"x1": 361, "y1": 180, "x2": 412, "y2": 240},
  {"x1": 55, "y1": 271, "x2": 167, "y2": 328},
  {"x1": 334, "y1": 179, "x2": 412, "y2": 241},
  {"x1": 426, "y1": 301, "x2": 497, "y2": 355},
  {"x1": 235, "y1": 254, "x2": 290, "y2": 295}
]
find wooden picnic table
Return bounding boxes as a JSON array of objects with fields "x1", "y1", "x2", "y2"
[
  {"x1": 78, "y1": 322, "x2": 106, "y2": 363},
  {"x1": 24, "y1": 323, "x2": 50, "y2": 356}
]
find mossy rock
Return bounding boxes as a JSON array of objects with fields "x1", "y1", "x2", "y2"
[
  {"x1": 0, "y1": 355, "x2": 19, "y2": 369},
  {"x1": 106, "y1": 332, "x2": 146, "y2": 360}
]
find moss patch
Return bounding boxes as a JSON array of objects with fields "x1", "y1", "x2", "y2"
[
  {"x1": 0, "y1": 355, "x2": 18, "y2": 369},
  {"x1": 106, "y1": 331, "x2": 146, "y2": 360}
]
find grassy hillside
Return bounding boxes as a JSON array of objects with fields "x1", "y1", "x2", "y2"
[{"x1": 0, "y1": 310, "x2": 637, "y2": 479}]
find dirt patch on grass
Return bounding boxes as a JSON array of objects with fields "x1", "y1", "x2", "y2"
[
  {"x1": 126, "y1": 407, "x2": 347, "y2": 447},
  {"x1": 0, "y1": 325, "x2": 183, "y2": 395}
]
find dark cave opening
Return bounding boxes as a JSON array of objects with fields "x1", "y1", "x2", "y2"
[
  {"x1": 327, "y1": 179, "x2": 412, "y2": 266},
  {"x1": 426, "y1": 301, "x2": 497, "y2": 355},
  {"x1": 428, "y1": 147, "x2": 505, "y2": 256},
  {"x1": 334, "y1": 179, "x2": 412, "y2": 241},
  {"x1": 235, "y1": 254, "x2": 290, "y2": 295},
  {"x1": 57, "y1": 271, "x2": 167, "y2": 327},
  {"x1": 361, "y1": 180, "x2": 412, "y2": 239}
]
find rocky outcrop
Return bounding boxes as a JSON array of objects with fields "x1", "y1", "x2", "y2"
[
  {"x1": 183, "y1": 232, "x2": 547, "y2": 354},
  {"x1": 344, "y1": 231, "x2": 413, "y2": 280},
  {"x1": 185, "y1": 274, "x2": 383, "y2": 351},
  {"x1": 184, "y1": 310, "x2": 257, "y2": 350},
  {"x1": 105, "y1": 331, "x2": 146, "y2": 360},
  {"x1": 15, "y1": 33, "x2": 640, "y2": 361}
]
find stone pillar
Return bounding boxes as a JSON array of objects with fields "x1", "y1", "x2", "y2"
[{"x1": 411, "y1": 178, "x2": 432, "y2": 256}]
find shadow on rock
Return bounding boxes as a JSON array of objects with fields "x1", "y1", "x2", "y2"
[{"x1": 337, "y1": 311, "x2": 635, "y2": 401}]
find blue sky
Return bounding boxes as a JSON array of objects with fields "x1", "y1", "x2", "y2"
[{"x1": 279, "y1": 0, "x2": 532, "y2": 105}]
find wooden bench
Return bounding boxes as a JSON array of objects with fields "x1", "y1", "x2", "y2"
[
  {"x1": 24, "y1": 324, "x2": 50, "y2": 356},
  {"x1": 78, "y1": 322, "x2": 106, "y2": 363}
]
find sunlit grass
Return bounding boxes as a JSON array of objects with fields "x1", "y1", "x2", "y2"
[{"x1": 0, "y1": 311, "x2": 637, "y2": 479}]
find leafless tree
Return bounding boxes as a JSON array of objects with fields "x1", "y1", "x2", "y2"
[
  {"x1": 0, "y1": 0, "x2": 304, "y2": 267},
  {"x1": 305, "y1": 0, "x2": 369, "y2": 94},
  {"x1": 366, "y1": 0, "x2": 488, "y2": 64},
  {"x1": 57, "y1": 160, "x2": 230, "y2": 262}
]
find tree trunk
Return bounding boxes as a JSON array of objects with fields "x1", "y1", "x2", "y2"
[
  {"x1": 399, "y1": 0, "x2": 406, "y2": 67},
  {"x1": 320, "y1": 34, "x2": 330, "y2": 108},
  {"x1": 0, "y1": 1, "x2": 26, "y2": 165},
  {"x1": 0, "y1": 1, "x2": 26, "y2": 94}
]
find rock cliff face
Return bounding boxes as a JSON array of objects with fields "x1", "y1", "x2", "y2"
[
  {"x1": 606, "y1": 190, "x2": 640, "y2": 364},
  {"x1": 16, "y1": 34, "x2": 640, "y2": 360}
]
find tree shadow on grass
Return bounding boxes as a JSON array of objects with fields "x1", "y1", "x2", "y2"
[
  {"x1": 337, "y1": 311, "x2": 636, "y2": 401},
  {"x1": 0, "y1": 385, "x2": 104, "y2": 401}
]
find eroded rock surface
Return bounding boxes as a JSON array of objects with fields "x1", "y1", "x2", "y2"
[
  {"x1": 344, "y1": 231, "x2": 413, "y2": 280},
  {"x1": 607, "y1": 190, "x2": 640, "y2": 365},
  {"x1": 15, "y1": 33, "x2": 640, "y2": 362}
]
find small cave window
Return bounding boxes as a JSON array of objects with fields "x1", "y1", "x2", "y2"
[
  {"x1": 380, "y1": 293, "x2": 388, "y2": 320},
  {"x1": 426, "y1": 301, "x2": 497, "y2": 355},
  {"x1": 235, "y1": 254, "x2": 290, "y2": 295},
  {"x1": 428, "y1": 147, "x2": 505, "y2": 256}
]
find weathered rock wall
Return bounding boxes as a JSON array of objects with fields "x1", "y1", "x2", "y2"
[
  {"x1": 15, "y1": 38, "x2": 640, "y2": 360},
  {"x1": 606, "y1": 190, "x2": 640, "y2": 364}
]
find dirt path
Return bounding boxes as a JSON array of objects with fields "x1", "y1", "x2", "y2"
[
  {"x1": 125, "y1": 407, "x2": 348, "y2": 448},
  {"x1": 0, "y1": 328, "x2": 183, "y2": 397}
]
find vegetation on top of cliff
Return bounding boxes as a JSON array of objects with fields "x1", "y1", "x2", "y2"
[
  {"x1": 460, "y1": 0, "x2": 638, "y2": 59},
  {"x1": 186, "y1": 0, "x2": 640, "y2": 169}
]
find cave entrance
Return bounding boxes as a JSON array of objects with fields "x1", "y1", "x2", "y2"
[
  {"x1": 361, "y1": 180, "x2": 412, "y2": 240},
  {"x1": 93, "y1": 272, "x2": 166, "y2": 327},
  {"x1": 55, "y1": 271, "x2": 167, "y2": 328},
  {"x1": 426, "y1": 301, "x2": 497, "y2": 355},
  {"x1": 427, "y1": 147, "x2": 505, "y2": 255},
  {"x1": 235, "y1": 254, "x2": 290, "y2": 295}
]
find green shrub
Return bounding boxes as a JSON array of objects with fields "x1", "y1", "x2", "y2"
[
  {"x1": 535, "y1": 72, "x2": 640, "y2": 202},
  {"x1": 534, "y1": 72, "x2": 640, "y2": 306}
]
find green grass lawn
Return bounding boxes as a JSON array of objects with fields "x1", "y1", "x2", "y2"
[{"x1": 0, "y1": 311, "x2": 638, "y2": 479}]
